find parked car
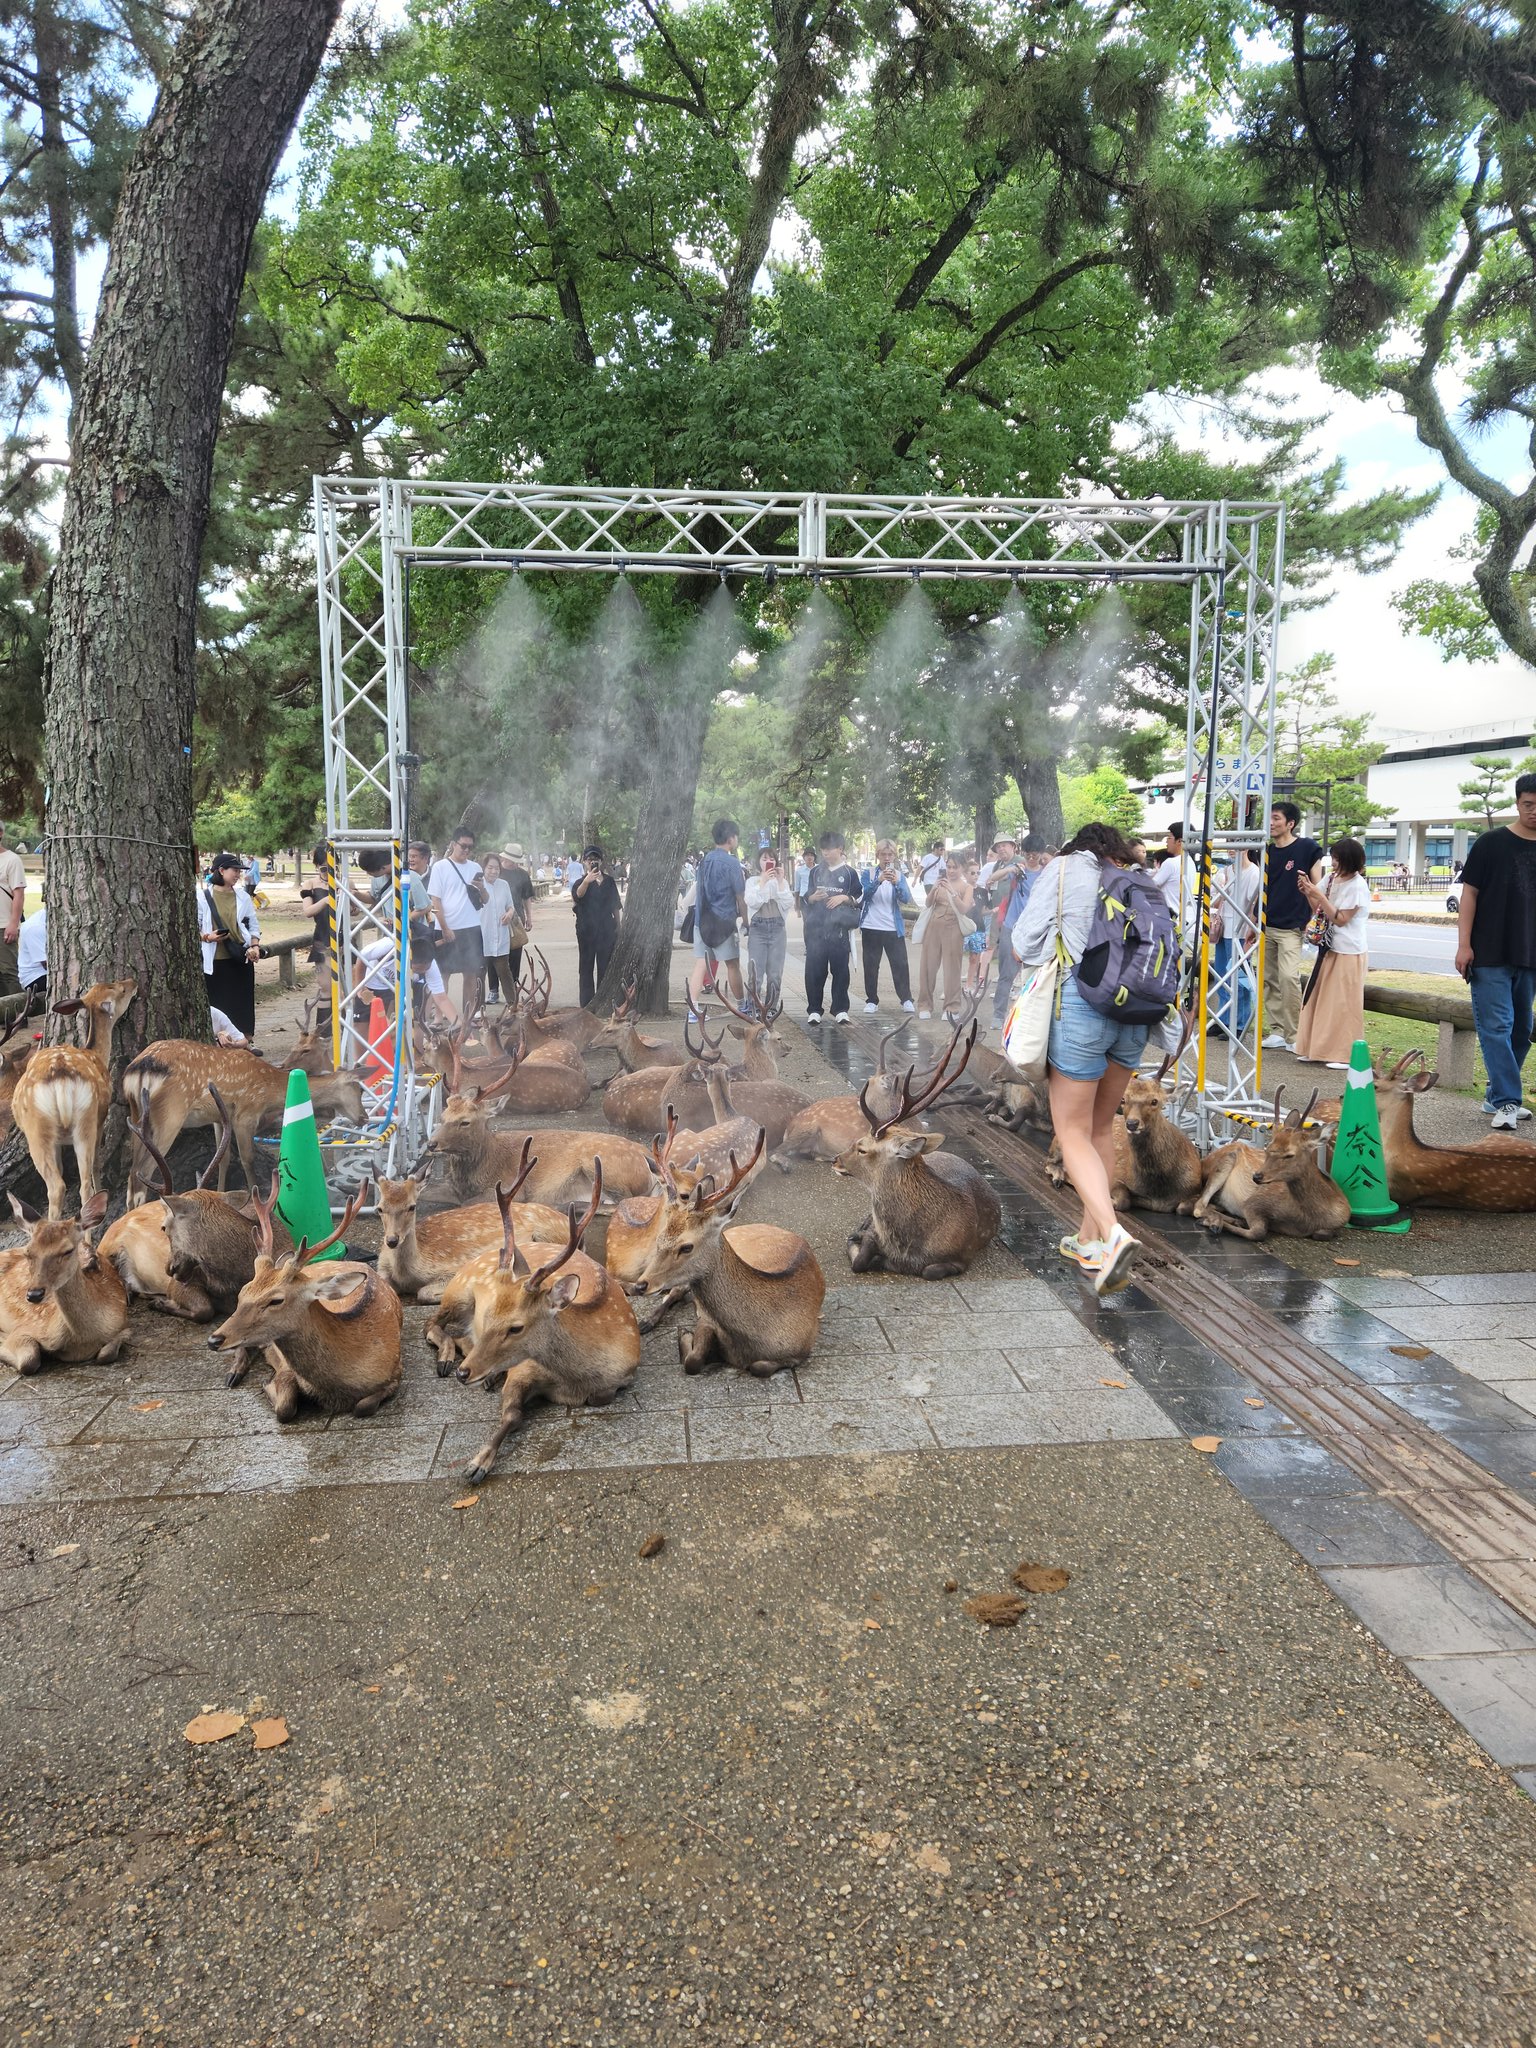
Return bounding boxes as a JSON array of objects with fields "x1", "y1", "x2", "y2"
[{"x1": 1445, "y1": 878, "x2": 1464, "y2": 915}]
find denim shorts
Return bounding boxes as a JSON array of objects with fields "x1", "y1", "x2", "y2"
[
  {"x1": 1047, "y1": 970, "x2": 1151, "y2": 1080},
  {"x1": 693, "y1": 927, "x2": 740, "y2": 962}
]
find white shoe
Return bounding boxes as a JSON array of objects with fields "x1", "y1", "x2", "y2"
[
  {"x1": 918, "y1": 1009, "x2": 932, "y2": 1020},
  {"x1": 864, "y1": 1001, "x2": 878, "y2": 1013},
  {"x1": 1491, "y1": 1105, "x2": 1521, "y2": 1131},
  {"x1": 1325, "y1": 1061, "x2": 1349, "y2": 1070},
  {"x1": 1093, "y1": 1225, "x2": 1142, "y2": 1298},
  {"x1": 834, "y1": 1011, "x2": 849, "y2": 1024},
  {"x1": 1483, "y1": 1100, "x2": 1532, "y2": 1119},
  {"x1": 806, "y1": 1012, "x2": 822, "y2": 1025},
  {"x1": 1261, "y1": 1033, "x2": 1287, "y2": 1049},
  {"x1": 901, "y1": 1000, "x2": 915, "y2": 1013}
]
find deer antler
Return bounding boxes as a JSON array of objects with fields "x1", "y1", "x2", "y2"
[
  {"x1": 531, "y1": 947, "x2": 553, "y2": 1015},
  {"x1": 650, "y1": 1107, "x2": 682, "y2": 1195},
  {"x1": 1270, "y1": 1084, "x2": 1285, "y2": 1132},
  {"x1": 128, "y1": 1105, "x2": 174, "y2": 1200},
  {"x1": 683, "y1": 1008, "x2": 726, "y2": 1063},
  {"x1": 695, "y1": 1128, "x2": 766, "y2": 1210},
  {"x1": 493, "y1": 1143, "x2": 538, "y2": 1269},
  {"x1": 251, "y1": 1177, "x2": 281, "y2": 1258},
  {"x1": 701, "y1": 971, "x2": 757, "y2": 1029},
  {"x1": 0, "y1": 988, "x2": 35, "y2": 1050},
  {"x1": 295, "y1": 1189, "x2": 364, "y2": 1267},
  {"x1": 196, "y1": 1086, "x2": 235, "y2": 1191},
  {"x1": 759, "y1": 975, "x2": 783, "y2": 1027},
  {"x1": 868, "y1": 1021, "x2": 978, "y2": 1138},
  {"x1": 1288, "y1": 1088, "x2": 1320, "y2": 1130},
  {"x1": 528, "y1": 1161, "x2": 603, "y2": 1291}
]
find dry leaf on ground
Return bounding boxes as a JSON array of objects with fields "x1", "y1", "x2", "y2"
[
  {"x1": 1333, "y1": 1257, "x2": 1361, "y2": 1267},
  {"x1": 863, "y1": 1618, "x2": 881, "y2": 1630},
  {"x1": 251, "y1": 1717, "x2": 290, "y2": 1751},
  {"x1": 963, "y1": 1592, "x2": 1025, "y2": 1628},
  {"x1": 911, "y1": 1843, "x2": 951, "y2": 1876},
  {"x1": 1374, "y1": 1268, "x2": 1412, "y2": 1279},
  {"x1": 637, "y1": 1532, "x2": 666, "y2": 1559},
  {"x1": 184, "y1": 1712, "x2": 244, "y2": 1746},
  {"x1": 1243, "y1": 1397, "x2": 1265, "y2": 1409},
  {"x1": 1012, "y1": 1561, "x2": 1071, "y2": 1594},
  {"x1": 1390, "y1": 1345, "x2": 1433, "y2": 1360},
  {"x1": 49, "y1": 1542, "x2": 78, "y2": 1557},
  {"x1": 132, "y1": 1400, "x2": 165, "y2": 1412},
  {"x1": 1189, "y1": 1435, "x2": 1222, "y2": 1453},
  {"x1": 449, "y1": 1495, "x2": 478, "y2": 1510},
  {"x1": 1098, "y1": 1378, "x2": 1127, "y2": 1389}
]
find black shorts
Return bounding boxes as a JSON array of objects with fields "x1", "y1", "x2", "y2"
[{"x1": 442, "y1": 927, "x2": 484, "y2": 975}]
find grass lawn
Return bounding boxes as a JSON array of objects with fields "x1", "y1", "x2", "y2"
[{"x1": 1365, "y1": 968, "x2": 1496, "y2": 1102}]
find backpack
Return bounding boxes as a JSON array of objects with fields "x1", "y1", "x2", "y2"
[{"x1": 1073, "y1": 863, "x2": 1179, "y2": 1024}]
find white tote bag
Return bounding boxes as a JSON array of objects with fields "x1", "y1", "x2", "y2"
[{"x1": 1000, "y1": 863, "x2": 1066, "y2": 1082}]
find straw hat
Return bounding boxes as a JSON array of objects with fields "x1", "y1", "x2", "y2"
[{"x1": 504, "y1": 843, "x2": 527, "y2": 861}]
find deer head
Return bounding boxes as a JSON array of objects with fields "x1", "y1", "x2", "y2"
[
  {"x1": 8, "y1": 1190, "x2": 110, "y2": 1302},
  {"x1": 207, "y1": 1188, "x2": 368, "y2": 1353},
  {"x1": 629, "y1": 1131, "x2": 764, "y2": 1297},
  {"x1": 455, "y1": 1166, "x2": 604, "y2": 1386},
  {"x1": 832, "y1": 1022, "x2": 975, "y2": 1185},
  {"x1": 52, "y1": 978, "x2": 138, "y2": 1057},
  {"x1": 1250, "y1": 1086, "x2": 1322, "y2": 1188}
]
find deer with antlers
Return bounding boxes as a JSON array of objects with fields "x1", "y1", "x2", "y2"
[
  {"x1": 0, "y1": 1189, "x2": 130, "y2": 1374},
  {"x1": 518, "y1": 947, "x2": 607, "y2": 1052},
  {"x1": 627, "y1": 1127, "x2": 825, "y2": 1376},
  {"x1": 606, "y1": 1102, "x2": 769, "y2": 1319},
  {"x1": 10, "y1": 978, "x2": 137, "y2": 1217},
  {"x1": 772, "y1": 1021, "x2": 939, "y2": 1172},
  {"x1": 208, "y1": 1187, "x2": 403, "y2": 1419},
  {"x1": 590, "y1": 977, "x2": 685, "y2": 1071},
  {"x1": 425, "y1": 1081, "x2": 655, "y2": 1208},
  {"x1": 376, "y1": 1139, "x2": 569, "y2": 1300},
  {"x1": 833, "y1": 1023, "x2": 1001, "y2": 1278},
  {"x1": 444, "y1": 1033, "x2": 591, "y2": 1117},
  {"x1": 1374, "y1": 1050, "x2": 1536, "y2": 1210},
  {"x1": 1191, "y1": 1087, "x2": 1352, "y2": 1241},
  {"x1": 431, "y1": 1169, "x2": 642, "y2": 1484}
]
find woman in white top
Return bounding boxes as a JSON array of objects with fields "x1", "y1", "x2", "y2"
[
  {"x1": 197, "y1": 852, "x2": 262, "y2": 1036},
  {"x1": 744, "y1": 849, "x2": 794, "y2": 990},
  {"x1": 859, "y1": 839, "x2": 915, "y2": 1012},
  {"x1": 477, "y1": 853, "x2": 517, "y2": 1005},
  {"x1": 1294, "y1": 836, "x2": 1370, "y2": 1068}
]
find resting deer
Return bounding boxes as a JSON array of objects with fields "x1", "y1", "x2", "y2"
[
  {"x1": 1046, "y1": 1046, "x2": 1199, "y2": 1212},
  {"x1": 0, "y1": 1190, "x2": 130, "y2": 1374},
  {"x1": 11, "y1": 978, "x2": 137, "y2": 1216},
  {"x1": 628, "y1": 1129, "x2": 825, "y2": 1376},
  {"x1": 601, "y1": 1014, "x2": 718, "y2": 1136},
  {"x1": 123, "y1": 1038, "x2": 364, "y2": 1202},
  {"x1": 606, "y1": 1103, "x2": 768, "y2": 1324},
  {"x1": 432, "y1": 1171, "x2": 642, "y2": 1484},
  {"x1": 0, "y1": 992, "x2": 39, "y2": 1140},
  {"x1": 590, "y1": 977, "x2": 685, "y2": 1071},
  {"x1": 449, "y1": 1036, "x2": 591, "y2": 1116},
  {"x1": 773, "y1": 1022, "x2": 937, "y2": 1172},
  {"x1": 208, "y1": 1187, "x2": 403, "y2": 1419},
  {"x1": 704, "y1": 968, "x2": 784, "y2": 1079},
  {"x1": 376, "y1": 1142, "x2": 568, "y2": 1300},
  {"x1": 1192, "y1": 1087, "x2": 1351, "y2": 1240},
  {"x1": 834, "y1": 1024, "x2": 1001, "y2": 1279},
  {"x1": 425, "y1": 1085, "x2": 654, "y2": 1207},
  {"x1": 519, "y1": 947, "x2": 607, "y2": 1051},
  {"x1": 1375, "y1": 1050, "x2": 1536, "y2": 1210}
]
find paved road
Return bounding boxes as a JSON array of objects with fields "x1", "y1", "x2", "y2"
[{"x1": 1366, "y1": 916, "x2": 1458, "y2": 975}]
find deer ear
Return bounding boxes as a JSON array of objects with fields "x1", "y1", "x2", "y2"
[
  {"x1": 312, "y1": 1271, "x2": 370, "y2": 1315},
  {"x1": 51, "y1": 1000, "x2": 83, "y2": 1017},
  {"x1": 546, "y1": 1272, "x2": 582, "y2": 1311},
  {"x1": 893, "y1": 1132, "x2": 945, "y2": 1159},
  {"x1": 78, "y1": 1189, "x2": 110, "y2": 1230},
  {"x1": 8, "y1": 1192, "x2": 39, "y2": 1224}
]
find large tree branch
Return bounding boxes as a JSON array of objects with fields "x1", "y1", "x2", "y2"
[
  {"x1": 879, "y1": 146, "x2": 1023, "y2": 359},
  {"x1": 513, "y1": 114, "x2": 596, "y2": 369}
]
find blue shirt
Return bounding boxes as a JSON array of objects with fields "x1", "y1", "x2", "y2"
[{"x1": 698, "y1": 846, "x2": 746, "y2": 920}]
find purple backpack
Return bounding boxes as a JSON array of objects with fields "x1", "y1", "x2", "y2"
[{"x1": 1073, "y1": 864, "x2": 1180, "y2": 1024}]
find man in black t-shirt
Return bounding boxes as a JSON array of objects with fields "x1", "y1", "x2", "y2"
[
  {"x1": 1261, "y1": 800, "x2": 1324, "y2": 1050},
  {"x1": 1457, "y1": 774, "x2": 1536, "y2": 1128},
  {"x1": 803, "y1": 828, "x2": 863, "y2": 1023}
]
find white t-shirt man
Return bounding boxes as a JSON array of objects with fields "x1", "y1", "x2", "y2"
[
  {"x1": 360, "y1": 935, "x2": 445, "y2": 996},
  {"x1": 427, "y1": 851, "x2": 483, "y2": 934},
  {"x1": 17, "y1": 905, "x2": 46, "y2": 988},
  {"x1": 1158, "y1": 849, "x2": 1199, "y2": 939},
  {"x1": 0, "y1": 837, "x2": 24, "y2": 951}
]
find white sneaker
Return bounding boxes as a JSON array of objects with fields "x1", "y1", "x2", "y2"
[
  {"x1": 863, "y1": 1001, "x2": 878, "y2": 1013},
  {"x1": 1325, "y1": 1061, "x2": 1349, "y2": 1070},
  {"x1": 1483, "y1": 1101, "x2": 1533, "y2": 1119},
  {"x1": 834, "y1": 1011, "x2": 849, "y2": 1024},
  {"x1": 806, "y1": 1012, "x2": 822, "y2": 1025},
  {"x1": 901, "y1": 1000, "x2": 915, "y2": 1013},
  {"x1": 1491, "y1": 1105, "x2": 1521, "y2": 1131},
  {"x1": 1093, "y1": 1225, "x2": 1142, "y2": 1298},
  {"x1": 918, "y1": 1009, "x2": 932, "y2": 1020},
  {"x1": 1261, "y1": 1033, "x2": 1287, "y2": 1049}
]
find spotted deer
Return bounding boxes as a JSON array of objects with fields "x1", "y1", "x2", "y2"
[
  {"x1": 590, "y1": 977, "x2": 685, "y2": 1071},
  {"x1": 432, "y1": 1171, "x2": 642, "y2": 1484},
  {"x1": 602, "y1": 1009, "x2": 806, "y2": 1149},
  {"x1": 606, "y1": 1104, "x2": 768, "y2": 1324},
  {"x1": 450, "y1": 1036, "x2": 591, "y2": 1116},
  {"x1": 703, "y1": 968, "x2": 784, "y2": 1078},
  {"x1": 11, "y1": 978, "x2": 137, "y2": 1216},
  {"x1": 628, "y1": 1130, "x2": 825, "y2": 1377},
  {"x1": 1192, "y1": 1087, "x2": 1351, "y2": 1240},
  {"x1": 772, "y1": 1022, "x2": 935, "y2": 1171},
  {"x1": 1375, "y1": 1050, "x2": 1536, "y2": 1210},
  {"x1": 208, "y1": 1187, "x2": 404, "y2": 1419},
  {"x1": 0, "y1": 1190, "x2": 130, "y2": 1374},
  {"x1": 834, "y1": 1023, "x2": 1001, "y2": 1279},
  {"x1": 376, "y1": 1140, "x2": 568, "y2": 1300},
  {"x1": 519, "y1": 947, "x2": 607, "y2": 1052},
  {"x1": 425, "y1": 1085, "x2": 654, "y2": 1207}
]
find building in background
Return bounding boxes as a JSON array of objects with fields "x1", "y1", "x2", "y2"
[{"x1": 1363, "y1": 721, "x2": 1534, "y2": 875}]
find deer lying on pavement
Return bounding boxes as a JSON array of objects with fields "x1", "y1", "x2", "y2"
[
  {"x1": 425, "y1": 1085, "x2": 654, "y2": 1207},
  {"x1": 450, "y1": 1037, "x2": 591, "y2": 1116},
  {"x1": 606, "y1": 1105, "x2": 769, "y2": 1325},
  {"x1": 375, "y1": 1142, "x2": 569, "y2": 1299},
  {"x1": 772, "y1": 1022, "x2": 937, "y2": 1172},
  {"x1": 123, "y1": 1037, "x2": 364, "y2": 1202},
  {"x1": 1108, "y1": 1055, "x2": 1204, "y2": 1212},
  {"x1": 1375, "y1": 1049, "x2": 1536, "y2": 1210},
  {"x1": 628, "y1": 1129, "x2": 825, "y2": 1376},
  {"x1": 11, "y1": 978, "x2": 138, "y2": 1217},
  {"x1": 587, "y1": 978, "x2": 685, "y2": 1071},
  {"x1": 432, "y1": 1171, "x2": 643, "y2": 1484},
  {"x1": 209, "y1": 1187, "x2": 403, "y2": 1419},
  {"x1": 519, "y1": 948, "x2": 607, "y2": 1052},
  {"x1": 1191, "y1": 1088, "x2": 1351, "y2": 1241},
  {"x1": 704, "y1": 969, "x2": 784, "y2": 1079},
  {"x1": 601, "y1": 1014, "x2": 719, "y2": 1135},
  {"x1": 834, "y1": 1023, "x2": 1002, "y2": 1279},
  {"x1": 0, "y1": 1190, "x2": 130, "y2": 1373}
]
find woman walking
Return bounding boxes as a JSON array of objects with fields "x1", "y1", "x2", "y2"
[
  {"x1": 859, "y1": 840, "x2": 914, "y2": 1011},
  {"x1": 478, "y1": 853, "x2": 517, "y2": 1006},
  {"x1": 198, "y1": 851, "x2": 262, "y2": 1038},
  {"x1": 744, "y1": 848, "x2": 793, "y2": 990},
  {"x1": 1294, "y1": 836, "x2": 1371, "y2": 1069},
  {"x1": 917, "y1": 853, "x2": 973, "y2": 1020},
  {"x1": 1011, "y1": 822, "x2": 1148, "y2": 1297}
]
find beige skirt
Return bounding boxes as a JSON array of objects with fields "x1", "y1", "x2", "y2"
[{"x1": 1294, "y1": 949, "x2": 1366, "y2": 1065}]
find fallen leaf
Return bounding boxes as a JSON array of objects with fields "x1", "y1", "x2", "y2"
[
  {"x1": 1333, "y1": 1257, "x2": 1361, "y2": 1267},
  {"x1": 963, "y1": 1592, "x2": 1025, "y2": 1629},
  {"x1": 449, "y1": 1495, "x2": 478, "y2": 1511},
  {"x1": 637, "y1": 1532, "x2": 666, "y2": 1559},
  {"x1": 251, "y1": 1717, "x2": 290, "y2": 1751},
  {"x1": 1098, "y1": 1378, "x2": 1127, "y2": 1389},
  {"x1": 1012, "y1": 1561, "x2": 1071, "y2": 1594},
  {"x1": 582, "y1": 1584, "x2": 603, "y2": 1599},
  {"x1": 184, "y1": 1712, "x2": 244, "y2": 1746},
  {"x1": 1374, "y1": 1269, "x2": 1412, "y2": 1279},
  {"x1": 1390, "y1": 1345, "x2": 1433, "y2": 1360},
  {"x1": 1189, "y1": 1436, "x2": 1222, "y2": 1454},
  {"x1": 132, "y1": 1400, "x2": 165, "y2": 1413},
  {"x1": 911, "y1": 1842, "x2": 951, "y2": 1876},
  {"x1": 863, "y1": 1618, "x2": 881, "y2": 1631},
  {"x1": 942, "y1": 1579, "x2": 958, "y2": 1594},
  {"x1": 1243, "y1": 1397, "x2": 1265, "y2": 1409},
  {"x1": 362, "y1": 1685, "x2": 382, "y2": 1695},
  {"x1": 575, "y1": 1691, "x2": 649, "y2": 1732},
  {"x1": 49, "y1": 1542, "x2": 78, "y2": 1557}
]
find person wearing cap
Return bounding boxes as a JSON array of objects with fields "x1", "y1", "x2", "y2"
[
  {"x1": 501, "y1": 843, "x2": 536, "y2": 989},
  {"x1": 0, "y1": 821, "x2": 25, "y2": 997}
]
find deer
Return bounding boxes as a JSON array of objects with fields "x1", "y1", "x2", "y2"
[
  {"x1": 448, "y1": 1035, "x2": 591, "y2": 1116},
  {"x1": 772, "y1": 1022, "x2": 937, "y2": 1171},
  {"x1": 375, "y1": 1140, "x2": 569, "y2": 1300},
  {"x1": 601, "y1": 1015, "x2": 718, "y2": 1136},
  {"x1": 0, "y1": 992, "x2": 39, "y2": 1140},
  {"x1": 606, "y1": 1103, "x2": 769, "y2": 1323},
  {"x1": 1374, "y1": 1049, "x2": 1536, "y2": 1210},
  {"x1": 833, "y1": 1023, "x2": 1002, "y2": 1279},
  {"x1": 431, "y1": 1170, "x2": 643, "y2": 1484},
  {"x1": 208, "y1": 1186, "x2": 404, "y2": 1420},
  {"x1": 100, "y1": 1090, "x2": 287, "y2": 1349},
  {"x1": 425, "y1": 1084, "x2": 655, "y2": 1207},
  {"x1": 518, "y1": 947, "x2": 607, "y2": 1052},
  {"x1": 10, "y1": 978, "x2": 138, "y2": 1217},
  {"x1": 703, "y1": 967, "x2": 784, "y2": 1079},
  {"x1": 589, "y1": 977, "x2": 686, "y2": 1071},
  {"x1": 0, "y1": 1190, "x2": 130, "y2": 1374},
  {"x1": 628, "y1": 1128, "x2": 826, "y2": 1376},
  {"x1": 1109, "y1": 1055, "x2": 1204, "y2": 1212},
  {"x1": 1192, "y1": 1087, "x2": 1352, "y2": 1241},
  {"x1": 122, "y1": 1037, "x2": 365, "y2": 1203}
]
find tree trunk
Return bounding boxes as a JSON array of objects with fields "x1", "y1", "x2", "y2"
[
  {"x1": 1013, "y1": 754, "x2": 1064, "y2": 845},
  {"x1": 38, "y1": 0, "x2": 340, "y2": 1185},
  {"x1": 34, "y1": 1, "x2": 84, "y2": 413},
  {"x1": 974, "y1": 792, "x2": 997, "y2": 863}
]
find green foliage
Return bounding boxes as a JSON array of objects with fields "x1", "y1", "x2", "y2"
[
  {"x1": 1059, "y1": 764, "x2": 1143, "y2": 838},
  {"x1": 1275, "y1": 651, "x2": 1391, "y2": 837},
  {"x1": 1459, "y1": 753, "x2": 1517, "y2": 830}
]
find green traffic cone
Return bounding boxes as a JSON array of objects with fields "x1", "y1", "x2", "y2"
[
  {"x1": 1329, "y1": 1039, "x2": 1411, "y2": 1234},
  {"x1": 275, "y1": 1067, "x2": 343, "y2": 1260}
]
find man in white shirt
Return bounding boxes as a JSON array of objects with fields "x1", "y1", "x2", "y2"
[
  {"x1": 0, "y1": 823, "x2": 25, "y2": 996},
  {"x1": 1157, "y1": 823, "x2": 1199, "y2": 940},
  {"x1": 17, "y1": 904, "x2": 46, "y2": 995},
  {"x1": 918, "y1": 839, "x2": 948, "y2": 888},
  {"x1": 427, "y1": 827, "x2": 485, "y2": 1021}
]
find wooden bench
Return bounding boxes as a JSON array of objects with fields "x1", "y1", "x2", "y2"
[{"x1": 1363, "y1": 981, "x2": 1478, "y2": 1089}]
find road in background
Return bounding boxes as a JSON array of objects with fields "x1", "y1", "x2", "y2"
[{"x1": 1366, "y1": 917, "x2": 1458, "y2": 975}]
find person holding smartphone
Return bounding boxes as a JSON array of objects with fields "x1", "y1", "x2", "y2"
[
  {"x1": 572, "y1": 843, "x2": 623, "y2": 1007},
  {"x1": 745, "y1": 848, "x2": 794, "y2": 989},
  {"x1": 858, "y1": 839, "x2": 915, "y2": 1012},
  {"x1": 197, "y1": 850, "x2": 262, "y2": 1036}
]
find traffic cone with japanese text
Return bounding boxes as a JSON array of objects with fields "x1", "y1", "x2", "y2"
[
  {"x1": 1329, "y1": 1040, "x2": 1411, "y2": 1233},
  {"x1": 275, "y1": 1067, "x2": 343, "y2": 1260}
]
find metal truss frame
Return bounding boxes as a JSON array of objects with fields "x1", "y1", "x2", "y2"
[{"x1": 315, "y1": 480, "x2": 1285, "y2": 1158}]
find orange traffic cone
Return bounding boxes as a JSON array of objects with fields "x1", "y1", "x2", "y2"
[{"x1": 363, "y1": 995, "x2": 395, "y2": 1079}]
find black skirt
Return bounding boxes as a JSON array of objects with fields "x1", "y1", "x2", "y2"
[{"x1": 206, "y1": 957, "x2": 256, "y2": 1037}]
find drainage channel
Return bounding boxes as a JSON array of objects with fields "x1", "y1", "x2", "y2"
[{"x1": 827, "y1": 1018, "x2": 1536, "y2": 1632}]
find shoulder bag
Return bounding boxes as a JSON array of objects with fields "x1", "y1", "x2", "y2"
[{"x1": 1000, "y1": 863, "x2": 1067, "y2": 1082}]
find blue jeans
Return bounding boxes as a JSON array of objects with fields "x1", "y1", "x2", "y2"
[
  {"x1": 1047, "y1": 970, "x2": 1151, "y2": 1081},
  {"x1": 1469, "y1": 964, "x2": 1536, "y2": 1109},
  {"x1": 1211, "y1": 937, "x2": 1255, "y2": 1037}
]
